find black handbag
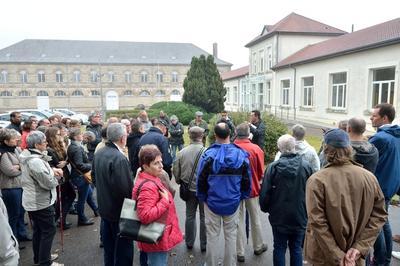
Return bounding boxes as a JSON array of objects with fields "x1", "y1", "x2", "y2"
[
  {"x1": 179, "y1": 147, "x2": 204, "y2": 201},
  {"x1": 119, "y1": 179, "x2": 166, "y2": 243}
]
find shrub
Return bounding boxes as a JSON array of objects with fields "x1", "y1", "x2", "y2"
[
  {"x1": 207, "y1": 111, "x2": 287, "y2": 162},
  {"x1": 148, "y1": 101, "x2": 211, "y2": 125}
]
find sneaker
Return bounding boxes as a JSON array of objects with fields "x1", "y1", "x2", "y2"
[
  {"x1": 51, "y1": 254, "x2": 59, "y2": 261},
  {"x1": 51, "y1": 262, "x2": 64, "y2": 266},
  {"x1": 33, "y1": 254, "x2": 58, "y2": 266},
  {"x1": 237, "y1": 255, "x2": 245, "y2": 262},
  {"x1": 254, "y1": 244, "x2": 268, "y2": 256},
  {"x1": 392, "y1": 251, "x2": 400, "y2": 259}
]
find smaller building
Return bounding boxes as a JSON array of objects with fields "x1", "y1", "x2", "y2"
[{"x1": 221, "y1": 66, "x2": 249, "y2": 111}]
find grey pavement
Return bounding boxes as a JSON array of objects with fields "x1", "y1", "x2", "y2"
[{"x1": 19, "y1": 182, "x2": 400, "y2": 266}]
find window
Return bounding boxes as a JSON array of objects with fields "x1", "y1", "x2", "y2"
[
  {"x1": 251, "y1": 84, "x2": 256, "y2": 107},
  {"x1": 91, "y1": 71, "x2": 98, "y2": 82},
  {"x1": 0, "y1": 91, "x2": 12, "y2": 96},
  {"x1": 155, "y1": 90, "x2": 165, "y2": 96},
  {"x1": 55, "y1": 90, "x2": 66, "y2": 96},
  {"x1": 19, "y1": 90, "x2": 30, "y2": 97},
  {"x1": 302, "y1": 77, "x2": 314, "y2": 107},
  {"x1": 20, "y1": 71, "x2": 28, "y2": 83},
  {"x1": 124, "y1": 90, "x2": 133, "y2": 96},
  {"x1": 108, "y1": 72, "x2": 115, "y2": 82},
  {"x1": 0, "y1": 70, "x2": 7, "y2": 83},
  {"x1": 234, "y1": 86, "x2": 238, "y2": 103},
  {"x1": 281, "y1": 79, "x2": 290, "y2": 106},
  {"x1": 37, "y1": 90, "x2": 48, "y2": 96},
  {"x1": 267, "y1": 47, "x2": 272, "y2": 70},
  {"x1": 125, "y1": 72, "x2": 132, "y2": 83},
  {"x1": 171, "y1": 72, "x2": 178, "y2": 83},
  {"x1": 73, "y1": 71, "x2": 80, "y2": 83},
  {"x1": 156, "y1": 72, "x2": 163, "y2": 83},
  {"x1": 266, "y1": 81, "x2": 271, "y2": 105},
  {"x1": 72, "y1": 90, "x2": 84, "y2": 96},
  {"x1": 259, "y1": 50, "x2": 264, "y2": 73},
  {"x1": 258, "y1": 83, "x2": 264, "y2": 110},
  {"x1": 252, "y1": 52, "x2": 257, "y2": 74},
  {"x1": 226, "y1": 87, "x2": 231, "y2": 103},
  {"x1": 371, "y1": 67, "x2": 395, "y2": 107},
  {"x1": 139, "y1": 90, "x2": 150, "y2": 96},
  {"x1": 171, "y1": 89, "x2": 180, "y2": 96},
  {"x1": 37, "y1": 71, "x2": 45, "y2": 83},
  {"x1": 91, "y1": 90, "x2": 100, "y2": 96},
  {"x1": 56, "y1": 71, "x2": 63, "y2": 83},
  {"x1": 330, "y1": 72, "x2": 347, "y2": 109},
  {"x1": 141, "y1": 71, "x2": 148, "y2": 83}
]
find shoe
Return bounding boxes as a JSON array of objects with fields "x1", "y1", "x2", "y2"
[
  {"x1": 51, "y1": 263, "x2": 64, "y2": 266},
  {"x1": 393, "y1": 251, "x2": 400, "y2": 259},
  {"x1": 254, "y1": 244, "x2": 268, "y2": 256},
  {"x1": 99, "y1": 241, "x2": 104, "y2": 248},
  {"x1": 18, "y1": 235, "x2": 32, "y2": 242},
  {"x1": 34, "y1": 254, "x2": 59, "y2": 265},
  {"x1": 186, "y1": 245, "x2": 193, "y2": 250},
  {"x1": 393, "y1": 235, "x2": 400, "y2": 243},
  {"x1": 78, "y1": 219, "x2": 94, "y2": 226},
  {"x1": 201, "y1": 247, "x2": 206, "y2": 253},
  {"x1": 237, "y1": 255, "x2": 245, "y2": 262},
  {"x1": 93, "y1": 210, "x2": 100, "y2": 217}
]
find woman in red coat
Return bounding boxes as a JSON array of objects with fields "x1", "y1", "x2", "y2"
[{"x1": 132, "y1": 144, "x2": 183, "y2": 266}]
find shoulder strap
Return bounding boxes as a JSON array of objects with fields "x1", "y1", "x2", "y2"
[
  {"x1": 187, "y1": 147, "x2": 204, "y2": 185},
  {"x1": 135, "y1": 179, "x2": 161, "y2": 200}
]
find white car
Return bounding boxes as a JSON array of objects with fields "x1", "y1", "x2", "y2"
[{"x1": 54, "y1": 109, "x2": 89, "y2": 125}]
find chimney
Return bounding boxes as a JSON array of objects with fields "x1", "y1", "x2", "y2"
[
  {"x1": 351, "y1": 24, "x2": 354, "y2": 33},
  {"x1": 213, "y1": 43, "x2": 218, "y2": 58}
]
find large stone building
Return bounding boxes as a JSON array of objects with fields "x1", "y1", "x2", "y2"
[
  {"x1": 223, "y1": 13, "x2": 400, "y2": 128},
  {"x1": 0, "y1": 39, "x2": 231, "y2": 112}
]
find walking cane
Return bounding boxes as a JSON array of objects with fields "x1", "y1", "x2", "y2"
[{"x1": 57, "y1": 184, "x2": 64, "y2": 252}]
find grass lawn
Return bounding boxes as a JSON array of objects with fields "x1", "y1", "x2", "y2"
[{"x1": 305, "y1": 135, "x2": 322, "y2": 151}]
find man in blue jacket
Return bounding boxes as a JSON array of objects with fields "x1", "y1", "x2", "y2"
[
  {"x1": 197, "y1": 122, "x2": 251, "y2": 266},
  {"x1": 369, "y1": 103, "x2": 400, "y2": 265}
]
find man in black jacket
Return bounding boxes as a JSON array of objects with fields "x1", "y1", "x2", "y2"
[
  {"x1": 249, "y1": 110, "x2": 265, "y2": 152},
  {"x1": 86, "y1": 112, "x2": 103, "y2": 161},
  {"x1": 6, "y1": 111, "x2": 22, "y2": 133},
  {"x1": 136, "y1": 121, "x2": 173, "y2": 178},
  {"x1": 92, "y1": 123, "x2": 133, "y2": 266}
]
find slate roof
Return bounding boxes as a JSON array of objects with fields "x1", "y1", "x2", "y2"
[
  {"x1": 273, "y1": 17, "x2": 400, "y2": 70},
  {"x1": 221, "y1": 66, "x2": 249, "y2": 81},
  {"x1": 245, "y1": 12, "x2": 346, "y2": 47},
  {"x1": 0, "y1": 39, "x2": 232, "y2": 66}
]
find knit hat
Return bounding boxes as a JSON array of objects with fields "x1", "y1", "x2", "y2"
[{"x1": 324, "y1": 128, "x2": 350, "y2": 148}]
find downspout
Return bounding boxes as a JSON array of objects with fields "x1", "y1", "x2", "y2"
[{"x1": 291, "y1": 65, "x2": 297, "y2": 121}]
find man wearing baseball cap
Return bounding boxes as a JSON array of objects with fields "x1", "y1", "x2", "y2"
[
  {"x1": 304, "y1": 128, "x2": 387, "y2": 266},
  {"x1": 188, "y1": 111, "x2": 209, "y2": 145}
]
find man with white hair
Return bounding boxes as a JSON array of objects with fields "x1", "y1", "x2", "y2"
[
  {"x1": 92, "y1": 123, "x2": 133, "y2": 266},
  {"x1": 260, "y1": 134, "x2": 313, "y2": 265},
  {"x1": 275, "y1": 124, "x2": 320, "y2": 173}
]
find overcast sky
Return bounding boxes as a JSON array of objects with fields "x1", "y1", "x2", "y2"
[{"x1": 1, "y1": 0, "x2": 399, "y2": 69}]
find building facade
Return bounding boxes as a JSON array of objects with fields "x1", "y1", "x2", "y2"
[{"x1": 0, "y1": 40, "x2": 231, "y2": 112}]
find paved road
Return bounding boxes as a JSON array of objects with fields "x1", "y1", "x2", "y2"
[{"x1": 19, "y1": 182, "x2": 400, "y2": 266}]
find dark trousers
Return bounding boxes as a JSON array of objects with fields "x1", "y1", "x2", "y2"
[
  {"x1": 71, "y1": 176, "x2": 90, "y2": 222},
  {"x1": 29, "y1": 205, "x2": 56, "y2": 266},
  {"x1": 101, "y1": 218, "x2": 133, "y2": 266},
  {"x1": 1, "y1": 188, "x2": 28, "y2": 239},
  {"x1": 55, "y1": 181, "x2": 76, "y2": 224},
  {"x1": 372, "y1": 200, "x2": 392, "y2": 266},
  {"x1": 272, "y1": 227, "x2": 305, "y2": 266}
]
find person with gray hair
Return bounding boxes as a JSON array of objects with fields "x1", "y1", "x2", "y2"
[
  {"x1": 92, "y1": 123, "x2": 134, "y2": 266},
  {"x1": 275, "y1": 124, "x2": 320, "y2": 173},
  {"x1": 19, "y1": 131, "x2": 64, "y2": 265},
  {"x1": 234, "y1": 123, "x2": 267, "y2": 262},
  {"x1": 173, "y1": 126, "x2": 206, "y2": 252},
  {"x1": 347, "y1": 117, "x2": 378, "y2": 173},
  {"x1": 259, "y1": 134, "x2": 313, "y2": 266}
]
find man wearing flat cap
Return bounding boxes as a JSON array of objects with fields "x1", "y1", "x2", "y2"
[
  {"x1": 304, "y1": 128, "x2": 387, "y2": 266},
  {"x1": 189, "y1": 111, "x2": 209, "y2": 145}
]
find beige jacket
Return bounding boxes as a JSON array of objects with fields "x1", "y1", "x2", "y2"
[
  {"x1": 0, "y1": 148, "x2": 22, "y2": 189},
  {"x1": 305, "y1": 162, "x2": 387, "y2": 266}
]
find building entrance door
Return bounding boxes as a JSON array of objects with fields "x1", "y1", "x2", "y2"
[
  {"x1": 36, "y1": 96, "x2": 49, "y2": 110},
  {"x1": 106, "y1": 90, "x2": 119, "y2": 110}
]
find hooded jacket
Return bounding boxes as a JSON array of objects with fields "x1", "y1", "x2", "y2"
[
  {"x1": 351, "y1": 141, "x2": 379, "y2": 173},
  {"x1": 197, "y1": 143, "x2": 251, "y2": 216},
  {"x1": 19, "y1": 149, "x2": 58, "y2": 211},
  {"x1": 369, "y1": 125, "x2": 400, "y2": 199},
  {"x1": 260, "y1": 153, "x2": 313, "y2": 233}
]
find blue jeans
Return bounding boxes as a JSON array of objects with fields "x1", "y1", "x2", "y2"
[
  {"x1": 170, "y1": 144, "x2": 183, "y2": 162},
  {"x1": 71, "y1": 176, "x2": 90, "y2": 222},
  {"x1": 272, "y1": 227, "x2": 304, "y2": 266},
  {"x1": 86, "y1": 185, "x2": 98, "y2": 213},
  {"x1": 1, "y1": 188, "x2": 28, "y2": 239},
  {"x1": 147, "y1": 251, "x2": 168, "y2": 266},
  {"x1": 101, "y1": 218, "x2": 133, "y2": 266},
  {"x1": 372, "y1": 200, "x2": 392, "y2": 266}
]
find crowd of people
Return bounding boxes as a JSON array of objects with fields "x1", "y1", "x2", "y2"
[{"x1": 0, "y1": 103, "x2": 399, "y2": 266}]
